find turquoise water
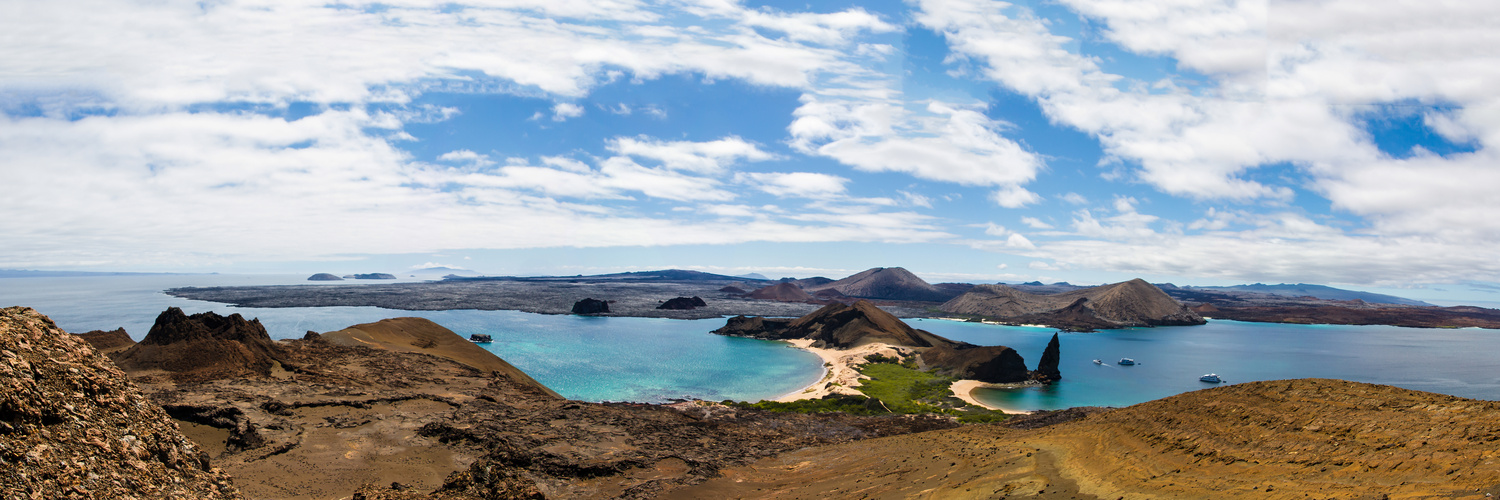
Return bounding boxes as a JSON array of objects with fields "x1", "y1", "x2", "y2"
[
  {"x1": 910, "y1": 318, "x2": 1500, "y2": 411},
  {"x1": 7, "y1": 274, "x2": 1500, "y2": 411},
  {"x1": 0, "y1": 274, "x2": 822, "y2": 404}
]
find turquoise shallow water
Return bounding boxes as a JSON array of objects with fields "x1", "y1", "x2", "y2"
[
  {"x1": 6, "y1": 274, "x2": 1500, "y2": 410},
  {"x1": 0, "y1": 274, "x2": 822, "y2": 404},
  {"x1": 910, "y1": 318, "x2": 1500, "y2": 411}
]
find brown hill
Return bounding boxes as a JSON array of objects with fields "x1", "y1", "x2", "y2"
[
  {"x1": 321, "y1": 317, "x2": 560, "y2": 398},
  {"x1": 805, "y1": 267, "x2": 955, "y2": 302},
  {"x1": 73, "y1": 327, "x2": 135, "y2": 354},
  {"x1": 918, "y1": 344, "x2": 1029, "y2": 383},
  {"x1": 112, "y1": 307, "x2": 289, "y2": 382},
  {"x1": 941, "y1": 278, "x2": 1205, "y2": 330},
  {"x1": 0, "y1": 307, "x2": 242, "y2": 499},
  {"x1": 672, "y1": 378, "x2": 1500, "y2": 499},
  {"x1": 748, "y1": 281, "x2": 813, "y2": 302},
  {"x1": 786, "y1": 301, "x2": 953, "y2": 349}
]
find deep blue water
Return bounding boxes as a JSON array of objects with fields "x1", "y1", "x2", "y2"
[
  {"x1": 5, "y1": 274, "x2": 1500, "y2": 411},
  {"x1": 910, "y1": 318, "x2": 1500, "y2": 411}
]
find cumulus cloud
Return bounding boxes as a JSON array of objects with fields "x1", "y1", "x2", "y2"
[
  {"x1": 607, "y1": 136, "x2": 776, "y2": 173},
  {"x1": 738, "y1": 172, "x2": 849, "y2": 198},
  {"x1": 551, "y1": 103, "x2": 585, "y2": 121}
]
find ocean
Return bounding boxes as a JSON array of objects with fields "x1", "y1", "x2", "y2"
[{"x1": 5, "y1": 274, "x2": 1499, "y2": 410}]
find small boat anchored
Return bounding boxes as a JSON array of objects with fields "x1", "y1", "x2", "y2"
[
  {"x1": 1199, "y1": 373, "x2": 1223, "y2": 383},
  {"x1": 1118, "y1": 358, "x2": 1136, "y2": 366}
]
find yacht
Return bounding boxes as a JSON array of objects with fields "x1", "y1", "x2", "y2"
[
  {"x1": 1200, "y1": 373, "x2": 1223, "y2": 383},
  {"x1": 1092, "y1": 359, "x2": 1103, "y2": 365},
  {"x1": 1118, "y1": 358, "x2": 1136, "y2": 366}
]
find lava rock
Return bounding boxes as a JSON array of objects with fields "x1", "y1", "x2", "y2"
[
  {"x1": 657, "y1": 296, "x2": 707, "y2": 310},
  {"x1": 571, "y1": 298, "x2": 610, "y2": 315},
  {"x1": 470, "y1": 333, "x2": 493, "y2": 343}
]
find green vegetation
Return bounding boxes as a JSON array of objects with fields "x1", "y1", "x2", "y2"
[{"x1": 725, "y1": 353, "x2": 1006, "y2": 424}]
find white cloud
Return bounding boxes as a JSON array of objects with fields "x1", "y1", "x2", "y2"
[
  {"x1": 983, "y1": 223, "x2": 1009, "y2": 237},
  {"x1": 990, "y1": 185, "x2": 1041, "y2": 208},
  {"x1": 607, "y1": 136, "x2": 776, "y2": 173},
  {"x1": 1059, "y1": 192, "x2": 1088, "y2": 205},
  {"x1": 899, "y1": 191, "x2": 933, "y2": 208},
  {"x1": 738, "y1": 172, "x2": 849, "y2": 198},
  {"x1": 1020, "y1": 216, "x2": 1053, "y2": 229},
  {"x1": 552, "y1": 103, "x2": 585, "y2": 121}
]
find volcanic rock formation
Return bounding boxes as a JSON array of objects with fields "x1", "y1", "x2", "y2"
[
  {"x1": 321, "y1": 317, "x2": 559, "y2": 398},
  {"x1": 111, "y1": 307, "x2": 289, "y2": 382},
  {"x1": 306, "y1": 273, "x2": 343, "y2": 281},
  {"x1": 941, "y1": 278, "x2": 1205, "y2": 331},
  {"x1": 805, "y1": 267, "x2": 956, "y2": 302},
  {"x1": 657, "y1": 296, "x2": 707, "y2": 310},
  {"x1": 73, "y1": 327, "x2": 135, "y2": 354},
  {"x1": 0, "y1": 307, "x2": 242, "y2": 499},
  {"x1": 748, "y1": 282, "x2": 814, "y2": 302},
  {"x1": 1033, "y1": 332, "x2": 1062, "y2": 382},
  {"x1": 714, "y1": 300, "x2": 1049, "y2": 384},
  {"x1": 918, "y1": 344, "x2": 1030, "y2": 383},
  {"x1": 570, "y1": 298, "x2": 610, "y2": 314}
]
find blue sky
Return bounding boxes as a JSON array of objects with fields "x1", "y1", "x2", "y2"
[{"x1": 3, "y1": 0, "x2": 1500, "y2": 304}]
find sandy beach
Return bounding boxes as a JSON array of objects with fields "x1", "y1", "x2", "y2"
[
  {"x1": 950, "y1": 379, "x2": 1034, "y2": 414},
  {"x1": 773, "y1": 339, "x2": 915, "y2": 402}
]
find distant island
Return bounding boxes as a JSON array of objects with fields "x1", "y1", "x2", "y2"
[
  {"x1": 346, "y1": 273, "x2": 396, "y2": 280},
  {"x1": 306, "y1": 273, "x2": 343, "y2": 281},
  {"x1": 164, "y1": 266, "x2": 1500, "y2": 330}
]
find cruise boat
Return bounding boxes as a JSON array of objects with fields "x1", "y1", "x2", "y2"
[
  {"x1": 1118, "y1": 358, "x2": 1136, "y2": 365},
  {"x1": 1200, "y1": 373, "x2": 1223, "y2": 383}
]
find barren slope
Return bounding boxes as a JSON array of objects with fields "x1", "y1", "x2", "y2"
[
  {"x1": 942, "y1": 278, "x2": 1203, "y2": 329},
  {"x1": 672, "y1": 379, "x2": 1500, "y2": 499},
  {"x1": 321, "y1": 316, "x2": 559, "y2": 398}
]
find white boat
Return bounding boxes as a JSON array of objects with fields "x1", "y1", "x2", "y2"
[
  {"x1": 1118, "y1": 358, "x2": 1136, "y2": 366},
  {"x1": 1092, "y1": 359, "x2": 1103, "y2": 365},
  {"x1": 1200, "y1": 374, "x2": 1223, "y2": 383}
]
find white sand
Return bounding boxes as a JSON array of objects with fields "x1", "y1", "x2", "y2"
[
  {"x1": 773, "y1": 340, "x2": 914, "y2": 402},
  {"x1": 950, "y1": 379, "x2": 1035, "y2": 414}
]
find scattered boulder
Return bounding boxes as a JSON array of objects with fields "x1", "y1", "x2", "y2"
[
  {"x1": 0, "y1": 307, "x2": 243, "y2": 498},
  {"x1": 920, "y1": 344, "x2": 1030, "y2": 383},
  {"x1": 307, "y1": 273, "x2": 343, "y2": 281},
  {"x1": 657, "y1": 296, "x2": 707, "y2": 310},
  {"x1": 571, "y1": 298, "x2": 610, "y2": 315},
  {"x1": 73, "y1": 327, "x2": 135, "y2": 354},
  {"x1": 111, "y1": 307, "x2": 288, "y2": 382},
  {"x1": 470, "y1": 333, "x2": 493, "y2": 343}
]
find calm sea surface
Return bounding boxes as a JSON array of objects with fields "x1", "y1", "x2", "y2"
[{"x1": 5, "y1": 274, "x2": 1499, "y2": 410}]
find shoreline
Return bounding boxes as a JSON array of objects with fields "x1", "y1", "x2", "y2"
[
  {"x1": 950, "y1": 379, "x2": 1035, "y2": 414},
  {"x1": 771, "y1": 340, "x2": 914, "y2": 402}
]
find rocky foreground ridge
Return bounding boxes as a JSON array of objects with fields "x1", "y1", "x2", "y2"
[
  {"x1": 54, "y1": 307, "x2": 954, "y2": 499},
  {"x1": 0, "y1": 307, "x2": 242, "y2": 499},
  {"x1": 674, "y1": 378, "x2": 1500, "y2": 499}
]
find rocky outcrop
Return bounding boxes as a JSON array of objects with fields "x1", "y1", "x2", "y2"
[
  {"x1": 919, "y1": 344, "x2": 1030, "y2": 383},
  {"x1": 469, "y1": 333, "x2": 493, "y2": 342},
  {"x1": 570, "y1": 298, "x2": 610, "y2": 315},
  {"x1": 718, "y1": 285, "x2": 747, "y2": 294},
  {"x1": 805, "y1": 267, "x2": 956, "y2": 302},
  {"x1": 73, "y1": 327, "x2": 135, "y2": 354},
  {"x1": 112, "y1": 307, "x2": 289, "y2": 382},
  {"x1": 712, "y1": 315, "x2": 796, "y2": 340},
  {"x1": 748, "y1": 282, "x2": 814, "y2": 302},
  {"x1": 0, "y1": 307, "x2": 242, "y2": 499},
  {"x1": 323, "y1": 317, "x2": 559, "y2": 398},
  {"x1": 1033, "y1": 333, "x2": 1061, "y2": 382},
  {"x1": 351, "y1": 273, "x2": 397, "y2": 280},
  {"x1": 941, "y1": 278, "x2": 1205, "y2": 331},
  {"x1": 307, "y1": 273, "x2": 343, "y2": 281},
  {"x1": 787, "y1": 301, "x2": 952, "y2": 349},
  {"x1": 657, "y1": 296, "x2": 707, "y2": 310}
]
